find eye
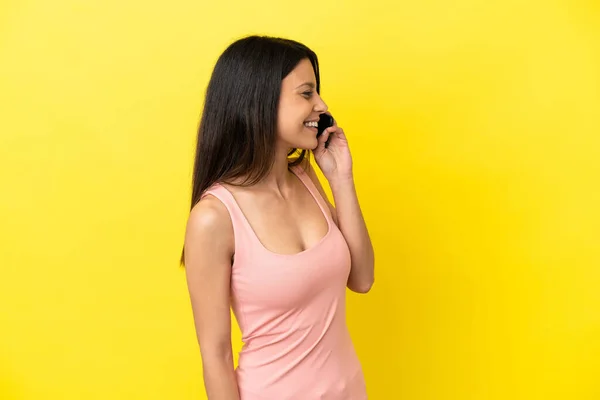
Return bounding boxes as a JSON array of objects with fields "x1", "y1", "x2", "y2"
[{"x1": 301, "y1": 91, "x2": 313, "y2": 98}]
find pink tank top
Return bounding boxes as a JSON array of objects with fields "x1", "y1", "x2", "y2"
[{"x1": 202, "y1": 164, "x2": 367, "y2": 400}]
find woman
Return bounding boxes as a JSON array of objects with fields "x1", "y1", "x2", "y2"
[{"x1": 182, "y1": 35, "x2": 375, "y2": 400}]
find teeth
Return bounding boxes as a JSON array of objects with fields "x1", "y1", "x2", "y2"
[{"x1": 304, "y1": 121, "x2": 318, "y2": 128}]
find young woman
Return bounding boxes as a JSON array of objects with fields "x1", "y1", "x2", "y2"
[{"x1": 182, "y1": 35, "x2": 375, "y2": 400}]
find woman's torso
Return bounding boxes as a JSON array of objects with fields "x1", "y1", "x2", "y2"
[{"x1": 202, "y1": 164, "x2": 367, "y2": 400}]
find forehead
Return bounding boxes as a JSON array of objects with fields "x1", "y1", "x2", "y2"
[{"x1": 283, "y1": 58, "x2": 316, "y2": 87}]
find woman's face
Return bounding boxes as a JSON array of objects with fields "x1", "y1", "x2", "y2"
[{"x1": 277, "y1": 58, "x2": 328, "y2": 151}]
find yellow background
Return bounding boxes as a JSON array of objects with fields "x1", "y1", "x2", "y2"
[{"x1": 1, "y1": 0, "x2": 599, "y2": 398}]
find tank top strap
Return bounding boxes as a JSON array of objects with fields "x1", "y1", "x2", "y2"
[
  {"x1": 201, "y1": 183, "x2": 256, "y2": 259},
  {"x1": 289, "y1": 164, "x2": 332, "y2": 222}
]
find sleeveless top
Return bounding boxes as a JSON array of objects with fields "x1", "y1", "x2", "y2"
[{"x1": 202, "y1": 164, "x2": 367, "y2": 400}]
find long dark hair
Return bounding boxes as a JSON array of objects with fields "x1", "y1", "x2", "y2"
[{"x1": 180, "y1": 35, "x2": 321, "y2": 266}]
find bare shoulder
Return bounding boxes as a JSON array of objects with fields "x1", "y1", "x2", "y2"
[{"x1": 184, "y1": 194, "x2": 234, "y2": 265}]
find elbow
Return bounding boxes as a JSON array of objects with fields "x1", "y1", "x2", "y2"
[
  {"x1": 356, "y1": 280, "x2": 374, "y2": 294},
  {"x1": 199, "y1": 340, "x2": 234, "y2": 368},
  {"x1": 348, "y1": 257, "x2": 375, "y2": 294},
  {"x1": 349, "y1": 277, "x2": 374, "y2": 294}
]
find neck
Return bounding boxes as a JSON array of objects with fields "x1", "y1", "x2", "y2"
[{"x1": 257, "y1": 145, "x2": 296, "y2": 192}]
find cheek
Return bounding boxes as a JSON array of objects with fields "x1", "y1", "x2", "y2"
[
  {"x1": 277, "y1": 110, "x2": 303, "y2": 136},
  {"x1": 276, "y1": 96, "x2": 312, "y2": 141},
  {"x1": 277, "y1": 122, "x2": 301, "y2": 142}
]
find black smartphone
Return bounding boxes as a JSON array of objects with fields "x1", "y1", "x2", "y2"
[{"x1": 316, "y1": 113, "x2": 334, "y2": 138}]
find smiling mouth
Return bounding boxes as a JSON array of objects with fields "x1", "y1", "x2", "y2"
[{"x1": 304, "y1": 121, "x2": 318, "y2": 128}]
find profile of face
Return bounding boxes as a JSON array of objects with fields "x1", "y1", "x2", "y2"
[{"x1": 277, "y1": 58, "x2": 328, "y2": 151}]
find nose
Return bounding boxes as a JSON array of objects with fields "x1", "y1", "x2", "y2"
[{"x1": 313, "y1": 93, "x2": 328, "y2": 113}]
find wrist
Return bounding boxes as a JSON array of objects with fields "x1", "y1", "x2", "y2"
[{"x1": 328, "y1": 175, "x2": 355, "y2": 192}]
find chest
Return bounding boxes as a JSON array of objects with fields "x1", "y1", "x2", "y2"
[
  {"x1": 231, "y1": 227, "x2": 352, "y2": 312},
  {"x1": 229, "y1": 184, "x2": 330, "y2": 255}
]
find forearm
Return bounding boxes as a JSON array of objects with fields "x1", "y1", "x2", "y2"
[
  {"x1": 202, "y1": 352, "x2": 240, "y2": 400},
  {"x1": 329, "y1": 178, "x2": 375, "y2": 293}
]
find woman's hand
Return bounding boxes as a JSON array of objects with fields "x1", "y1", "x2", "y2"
[{"x1": 312, "y1": 115, "x2": 353, "y2": 184}]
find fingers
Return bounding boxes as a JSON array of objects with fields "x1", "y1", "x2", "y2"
[
  {"x1": 318, "y1": 126, "x2": 336, "y2": 148},
  {"x1": 333, "y1": 126, "x2": 345, "y2": 140}
]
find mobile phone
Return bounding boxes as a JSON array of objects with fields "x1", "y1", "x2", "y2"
[{"x1": 316, "y1": 113, "x2": 334, "y2": 138}]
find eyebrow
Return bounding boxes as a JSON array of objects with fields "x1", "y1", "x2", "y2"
[{"x1": 295, "y1": 82, "x2": 316, "y2": 89}]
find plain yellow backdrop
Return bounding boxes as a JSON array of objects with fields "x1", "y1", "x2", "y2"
[{"x1": 1, "y1": 0, "x2": 599, "y2": 399}]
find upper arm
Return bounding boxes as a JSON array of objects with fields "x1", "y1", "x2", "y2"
[
  {"x1": 301, "y1": 158, "x2": 338, "y2": 226},
  {"x1": 184, "y1": 195, "x2": 235, "y2": 361}
]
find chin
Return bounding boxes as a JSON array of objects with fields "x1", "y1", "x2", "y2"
[
  {"x1": 283, "y1": 132, "x2": 318, "y2": 151},
  {"x1": 300, "y1": 140, "x2": 319, "y2": 151},
  {"x1": 287, "y1": 140, "x2": 316, "y2": 151}
]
